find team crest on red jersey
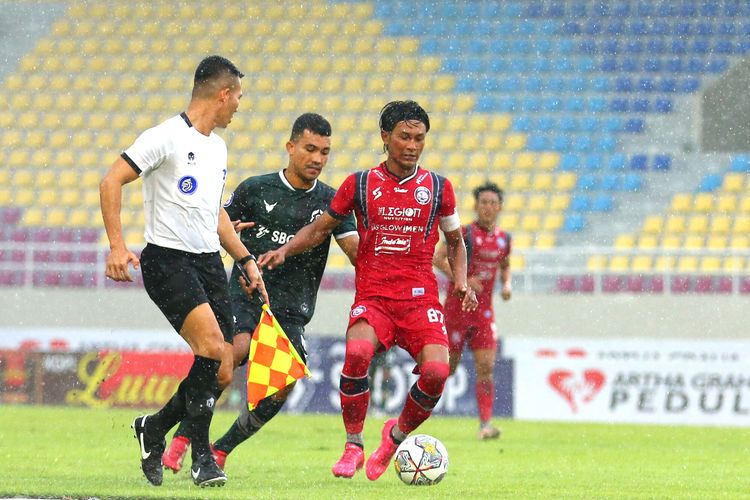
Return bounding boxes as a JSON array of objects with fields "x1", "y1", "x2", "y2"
[
  {"x1": 351, "y1": 305, "x2": 366, "y2": 317},
  {"x1": 414, "y1": 186, "x2": 431, "y2": 205}
]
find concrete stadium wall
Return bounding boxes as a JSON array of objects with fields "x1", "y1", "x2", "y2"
[
  {"x1": 1, "y1": 289, "x2": 747, "y2": 340},
  {"x1": 701, "y1": 57, "x2": 750, "y2": 152}
]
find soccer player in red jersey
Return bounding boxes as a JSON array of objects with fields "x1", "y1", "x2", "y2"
[
  {"x1": 258, "y1": 100, "x2": 478, "y2": 481},
  {"x1": 434, "y1": 182, "x2": 511, "y2": 440}
]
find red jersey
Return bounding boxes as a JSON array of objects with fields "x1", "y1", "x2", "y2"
[
  {"x1": 446, "y1": 222, "x2": 511, "y2": 308},
  {"x1": 328, "y1": 163, "x2": 458, "y2": 302}
]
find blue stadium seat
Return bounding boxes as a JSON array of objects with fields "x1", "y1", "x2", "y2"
[
  {"x1": 653, "y1": 155, "x2": 672, "y2": 171},
  {"x1": 624, "y1": 118, "x2": 645, "y2": 133},
  {"x1": 577, "y1": 174, "x2": 597, "y2": 191},
  {"x1": 659, "y1": 78, "x2": 678, "y2": 93},
  {"x1": 632, "y1": 98, "x2": 650, "y2": 112},
  {"x1": 588, "y1": 97, "x2": 607, "y2": 112},
  {"x1": 554, "y1": 134, "x2": 572, "y2": 151},
  {"x1": 585, "y1": 154, "x2": 603, "y2": 171},
  {"x1": 601, "y1": 173, "x2": 620, "y2": 190},
  {"x1": 730, "y1": 155, "x2": 750, "y2": 173},
  {"x1": 570, "y1": 195, "x2": 590, "y2": 211},
  {"x1": 559, "y1": 116, "x2": 578, "y2": 132},
  {"x1": 512, "y1": 115, "x2": 532, "y2": 132},
  {"x1": 528, "y1": 135, "x2": 549, "y2": 151},
  {"x1": 560, "y1": 153, "x2": 580, "y2": 171},
  {"x1": 681, "y1": 78, "x2": 700, "y2": 93},
  {"x1": 547, "y1": 76, "x2": 565, "y2": 92},
  {"x1": 654, "y1": 98, "x2": 673, "y2": 113},
  {"x1": 622, "y1": 173, "x2": 643, "y2": 191},
  {"x1": 597, "y1": 135, "x2": 617, "y2": 152},
  {"x1": 610, "y1": 98, "x2": 629, "y2": 112},
  {"x1": 629, "y1": 154, "x2": 648, "y2": 170},
  {"x1": 579, "y1": 116, "x2": 597, "y2": 132},
  {"x1": 566, "y1": 97, "x2": 585, "y2": 112},
  {"x1": 592, "y1": 194, "x2": 614, "y2": 212},
  {"x1": 608, "y1": 154, "x2": 627, "y2": 171},
  {"x1": 603, "y1": 117, "x2": 621, "y2": 132},
  {"x1": 537, "y1": 116, "x2": 555, "y2": 132},
  {"x1": 615, "y1": 77, "x2": 634, "y2": 92},
  {"x1": 563, "y1": 214, "x2": 586, "y2": 232},
  {"x1": 698, "y1": 174, "x2": 722, "y2": 192}
]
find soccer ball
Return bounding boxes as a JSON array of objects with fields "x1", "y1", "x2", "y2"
[{"x1": 393, "y1": 434, "x2": 448, "y2": 485}]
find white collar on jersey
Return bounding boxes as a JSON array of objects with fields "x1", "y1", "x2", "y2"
[
  {"x1": 278, "y1": 169, "x2": 318, "y2": 192},
  {"x1": 381, "y1": 162, "x2": 421, "y2": 185}
]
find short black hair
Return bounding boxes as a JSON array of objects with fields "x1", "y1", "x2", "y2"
[
  {"x1": 192, "y1": 55, "x2": 243, "y2": 97},
  {"x1": 290, "y1": 113, "x2": 332, "y2": 141},
  {"x1": 473, "y1": 182, "x2": 504, "y2": 202},
  {"x1": 379, "y1": 100, "x2": 430, "y2": 133}
]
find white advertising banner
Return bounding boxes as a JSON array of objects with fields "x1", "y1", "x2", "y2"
[{"x1": 505, "y1": 338, "x2": 750, "y2": 427}]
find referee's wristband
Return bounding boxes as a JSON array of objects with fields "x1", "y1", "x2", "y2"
[{"x1": 237, "y1": 254, "x2": 256, "y2": 266}]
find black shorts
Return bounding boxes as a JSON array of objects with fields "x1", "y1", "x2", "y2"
[
  {"x1": 141, "y1": 243, "x2": 234, "y2": 343},
  {"x1": 232, "y1": 294, "x2": 307, "y2": 365}
]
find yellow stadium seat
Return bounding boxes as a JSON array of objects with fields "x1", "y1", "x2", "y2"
[
  {"x1": 654, "y1": 256, "x2": 676, "y2": 272},
  {"x1": 460, "y1": 194, "x2": 474, "y2": 212},
  {"x1": 47, "y1": 208, "x2": 67, "y2": 226},
  {"x1": 460, "y1": 132, "x2": 482, "y2": 151},
  {"x1": 723, "y1": 256, "x2": 745, "y2": 272},
  {"x1": 711, "y1": 215, "x2": 731, "y2": 234},
  {"x1": 511, "y1": 232, "x2": 531, "y2": 249},
  {"x1": 532, "y1": 173, "x2": 554, "y2": 191},
  {"x1": 549, "y1": 194, "x2": 570, "y2": 211},
  {"x1": 466, "y1": 152, "x2": 490, "y2": 170},
  {"x1": 328, "y1": 172, "x2": 349, "y2": 189},
  {"x1": 609, "y1": 255, "x2": 629, "y2": 272},
  {"x1": 677, "y1": 256, "x2": 698, "y2": 272},
  {"x1": 14, "y1": 188, "x2": 34, "y2": 206},
  {"x1": 643, "y1": 215, "x2": 663, "y2": 234},
  {"x1": 687, "y1": 215, "x2": 708, "y2": 233},
  {"x1": 614, "y1": 234, "x2": 635, "y2": 249},
  {"x1": 22, "y1": 207, "x2": 44, "y2": 226},
  {"x1": 0, "y1": 188, "x2": 11, "y2": 204},
  {"x1": 554, "y1": 172, "x2": 576, "y2": 191},
  {"x1": 631, "y1": 255, "x2": 653, "y2": 272},
  {"x1": 661, "y1": 234, "x2": 681, "y2": 248},
  {"x1": 480, "y1": 134, "x2": 503, "y2": 151},
  {"x1": 665, "y1": 215, "x2": 685, "y2": 233},
  {"x1": 734, "y1": 216, "x2": 750, "y2": 233},
  {"x1": 638, "y1": 234, "x2": 658, "y2": 249},
  {"x1": 503, "y1": 194, "x2": 524, "y2": 211},
  {"x1": 82, "y1": 189, "x2": 99, "y2": 207},
  {"x1": 587, "y1": 254, "x2": 606, "y2": 271},
  {"x1": 498, "y1": 213, "x2": 518, "y2": 231},
  {"x1": 12, "y1": 170, "x2": 33, "y2": 187},
  {"x1": 446, "y1": 153, "x2": 465, "y2": 170},
  {"x1": 504, "y1": 133, "x2": 527, "y2": 151},
  {"x1": 509, "y1": 254, "x2": 525, "y2": 270},
  {"x1": 510, "y1": 173, "x2": 531, "y2": 191},
  {"x1": 684, "y1": 235, "x2": 704, "y2": 249},
  {"x1": 670, "y1": 193, "x2": 691, "y2": 212},
  {"x1": 716, "y1": 194, "x2": 737, "y2": 213},
  {"x1": 538, "y1": 152, "x2": 560, "y2": 170},
  {"x1": 739, "y1": 196, "x2": 750, "y2": 213},
  {"x1": 700, "y1": 256, "x2": 722, "y2": 273},
  {"x1": 514, "y1": 152, "x2": 536, "y2": 169},
  {"x1": 693, "y1": 193, "x2": 713, "y2": 212},
  {"x1": 528, "y1": 194, "x2": 548, "y2": 212},
  {"x1": 491, "y1": 153, "x2": 512, "y2": 169},
  {"x1": 490, "y1": 115, "x2": 512, "y2": 132},
  {"x1": 543, "y1": 214, "x2": 563, "y2": 231},
  {"x1": 489, "y1": 173, "x2": 508, "y2": 189},
  {"x1": 38, "y1": 189, "x2": 58, "y2": 206},
  {"x1": 521, "y1": 214, "x2": 541, "y2": 232},
  {"x1": 58, "y1": 171, "x2": 78, "y2": 188},
  {"x1": 327, "y1": 254, "x2": 349, "y2": 270},
  {"x1": 722, "y1": 173, "x2": 745, "y2": 191},
  {"x1": 535, "y1": 232, "x2": 556, "y2": 249},
  {"x1": 8, "y1": 150, "x2": 29, "y2": 167},
  {"x1": 467, "y1": 115, "x2": 489, "y2": 132},
  {"x1": 707, "y1": 235, "x2": 726, "y2": 249},
  {"x1": 464, "y1": 174, "x2": 489, "y2": 192},
  {"x1": 730, "y1": 235, "x2": 749, "y2": 249},
  {"x1": 35, "y1": 170, "x2": 55, "y2": 188}
]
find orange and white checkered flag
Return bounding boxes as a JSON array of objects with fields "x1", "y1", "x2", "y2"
[{"x1": 246, "y1": 304, "x2": 311, "y2": 411}]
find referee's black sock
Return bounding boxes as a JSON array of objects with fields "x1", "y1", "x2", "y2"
[
  {"x1": 172, "y1": 386, "x2": 224, "y2": 440},
  {"x1": 214, "y1": 394, "x2": 286, "y2": 454},
  {"x1": 178, "y1": 355, "x2": 221, "y2": 461}
]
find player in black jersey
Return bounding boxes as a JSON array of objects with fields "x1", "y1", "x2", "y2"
[{"x1": 162, "y1": 113, "x2": 358, "y2": 473}]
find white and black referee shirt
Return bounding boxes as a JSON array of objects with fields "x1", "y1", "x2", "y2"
[{"x1": 122, "y1": 113, "x2": 228, "y2": 254}]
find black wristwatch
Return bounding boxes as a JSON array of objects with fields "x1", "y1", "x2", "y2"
[{"x1": 237, "y1": 254, "x2": 256, "y2": 266}]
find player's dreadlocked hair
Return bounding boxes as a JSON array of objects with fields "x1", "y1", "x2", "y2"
[
  {"x1": 290, "y1": 113, "x2": 332, "y2": 141},
  {"x1": 379, "y1": 100, "x2": 430, "y2": 133},
  {"x1": 473, "y1": 182, "x2": 504, "y2": 203}
]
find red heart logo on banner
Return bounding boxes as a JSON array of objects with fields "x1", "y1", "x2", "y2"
[{"x1": 548, "y1": 369, "x2": 606, "y2": 413}]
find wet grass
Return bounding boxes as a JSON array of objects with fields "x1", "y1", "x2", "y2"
[{"x1": 0, "y1": 405, "x2": 748, "y2": 499}]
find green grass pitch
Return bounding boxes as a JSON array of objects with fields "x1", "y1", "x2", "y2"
[{"x1": 0, "y1": 405, "x2": 747, "y2": 499}]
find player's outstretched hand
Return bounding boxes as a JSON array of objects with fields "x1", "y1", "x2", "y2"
[
  {"x1": 257, "y1": 249, "x2": 286, "y2": 271},
  {"x1": 105, "y1": 246, "x2": 139, "y2": 282},
  {"x1": 239, "y1": 260, "x2": 270, "y2": 305},
  {"x1": 232, "y1": 219, "x2": 255, "y2": 233}
]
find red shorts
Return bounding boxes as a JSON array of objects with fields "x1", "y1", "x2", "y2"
[
  {"x1": 444, "y1": 296, "x2": 497, "y2": 354},
  {"x1": 347, "y1": 297, "x2": 448, "y2": 359}
]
